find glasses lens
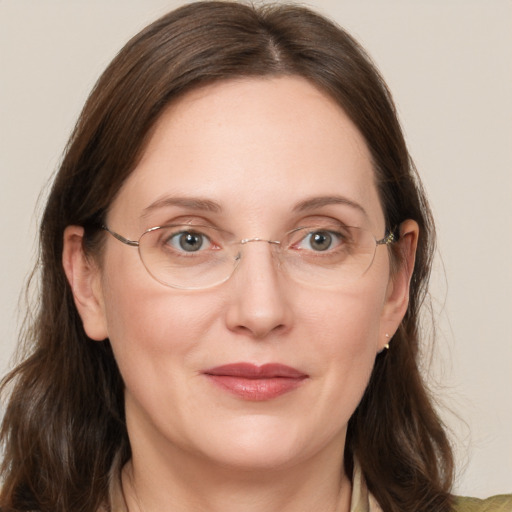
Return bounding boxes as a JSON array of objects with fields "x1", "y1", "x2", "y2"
[
  {"x1": 139, "y1": 225, "x2": 236, "y2": 289},
  {"x1": 282, "y1": 226, "x2": 378, "y2": 286}
]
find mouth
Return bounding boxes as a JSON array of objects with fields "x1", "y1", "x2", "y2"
[{"x1": 203, "y1": 363, "x2": 308, "y2": 401}]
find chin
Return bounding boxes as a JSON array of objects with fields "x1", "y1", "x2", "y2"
[{"x1": 190, "y1": 414, "x2": 344, "y2": 473}]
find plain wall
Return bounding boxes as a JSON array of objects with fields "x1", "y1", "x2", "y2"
[{"x1": 1, "y1": 0, "x2": 511, "y2": 498}]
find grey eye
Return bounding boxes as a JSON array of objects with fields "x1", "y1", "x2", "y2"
[
  {"x1": 169, "y1": 232, "x2": 208, "y2": 252},
  {"x1": 309, "y1": 231, "x2": 332, "y2": 251}
]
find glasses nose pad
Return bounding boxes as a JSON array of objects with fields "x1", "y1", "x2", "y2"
[
  {"x1": 230, "y1": 242, "x2": 282, "y2": 279},
  {"x1": 231, "y1": 251, "x2": 242, "y2": 275}
]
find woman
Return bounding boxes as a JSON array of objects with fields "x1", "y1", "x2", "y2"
[{"x1": 0, "y1": 2, "x2": 510, "y2": 511}]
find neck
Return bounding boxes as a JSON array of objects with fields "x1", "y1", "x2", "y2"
[{"x1": 122, "y1": 441, "x2": 352, "y2": 512}]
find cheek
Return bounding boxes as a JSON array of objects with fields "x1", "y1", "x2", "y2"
[
  {"x1": 296, "y1": 283, "x2": 387, "y2": 410},
  {"x1": 301, "y1": 282, "x2": 387, "y2": 354},
  {"x1": 99, "y1": 253, "x2": 221, "y2": 391}
]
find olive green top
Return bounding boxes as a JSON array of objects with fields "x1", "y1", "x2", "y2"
[{"x1": 454, "y1": 495, "x2": 512, "y2": 511}]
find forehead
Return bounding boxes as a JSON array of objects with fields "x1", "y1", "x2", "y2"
[{"x1": 109, "y1": 76, "x2": 384, "y2": 232}]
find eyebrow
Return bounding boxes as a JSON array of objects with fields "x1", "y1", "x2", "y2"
[
  {"x1": 292, "y1": 195, "x2": 368, "y2": 217},
  {"x1": 141, "y1": 194, "x2": 367, "y2": 218},
  {"x1": 142, "y1": 196, "x2": 222, "y2": 217}
]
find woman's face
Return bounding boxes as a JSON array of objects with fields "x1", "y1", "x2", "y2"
[{"x1": 73, "y1": 76, "x2": 411, "y2": 472}]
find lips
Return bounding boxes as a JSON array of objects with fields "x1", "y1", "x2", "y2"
[{"x1": 203, "y1": 363, "x2": 308, "y2": 401}]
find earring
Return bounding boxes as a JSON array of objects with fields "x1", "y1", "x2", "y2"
[{"x1": 384, "y1": 333, "x2": 390, "y2": 350}]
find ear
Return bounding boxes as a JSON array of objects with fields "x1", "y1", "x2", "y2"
[
  {"x1": 378, "y1": 219, "x2": 419, "y2": 351},
  {"x1": 62, "y1": 226, "x2": 109, "y2": 341}
]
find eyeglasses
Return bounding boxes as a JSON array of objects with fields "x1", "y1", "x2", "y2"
[{"x1": 103, "y1": 223, "x2": 396, "y2": 290}]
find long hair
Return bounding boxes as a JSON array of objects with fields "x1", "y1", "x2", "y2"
[{"x1": 0, "y1": 2, "x2": 453, "y2": 511}]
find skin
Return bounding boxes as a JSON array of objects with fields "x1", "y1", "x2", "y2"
[{"x1": 63, "y1": 76, "x2": 418, "y2": 512}]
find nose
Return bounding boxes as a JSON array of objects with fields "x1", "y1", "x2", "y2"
[{"x1": 224, "y1": 240, "x2": 292, "y2": 339}]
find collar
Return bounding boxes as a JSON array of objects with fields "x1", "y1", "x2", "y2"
[{"x1": 349, "y1": 460, "x2": 383, "y2": 512}]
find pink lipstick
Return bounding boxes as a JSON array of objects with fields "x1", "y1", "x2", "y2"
[{"x1": 203, "y1": 363, "x2": 308, "y2": 401}]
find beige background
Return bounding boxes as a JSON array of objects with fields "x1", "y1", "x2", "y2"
[{"x1": 1, "y1": 0, "x2": 511, "y2": 498}]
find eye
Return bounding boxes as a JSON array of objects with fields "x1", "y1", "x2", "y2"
[
  {"x1": 297, "y1": 230, "x2": 341, "y2": 252},
  {"x1": 167, "y1": 231, "x2": 210, "y2": 252}
]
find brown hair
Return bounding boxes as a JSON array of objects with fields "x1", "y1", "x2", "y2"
[{"x1": 0, "y1": 2, "x2": 453, "y2": 511}]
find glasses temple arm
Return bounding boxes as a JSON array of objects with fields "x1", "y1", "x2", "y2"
[{"x1": 102, "y1": 226, "x2": 139, "y2": 247}]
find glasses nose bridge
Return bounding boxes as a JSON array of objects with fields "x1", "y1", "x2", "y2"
[
  {"x1": 239, "y1": 237, "x2": 281, "y2": 246},
  {"x1": 235, "y1": 237, "x2": 282, "y2": 270},
  {"x1": 229, "y1": 236, "x2": 286, "y2": 291}
]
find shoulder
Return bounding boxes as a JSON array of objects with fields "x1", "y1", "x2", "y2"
[{"x1": 453, "y1": 494, "x2": 512, "y2": 512}]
